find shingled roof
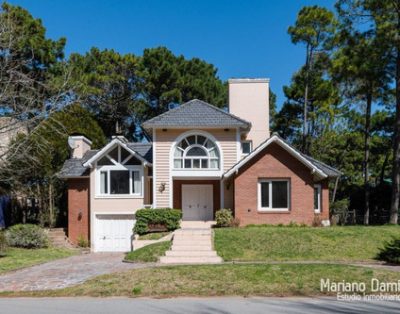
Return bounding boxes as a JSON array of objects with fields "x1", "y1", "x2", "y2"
[
  {"x1": 142, "y1": 99, "x2": 251, "y2": 131},
  {"x1": 58, "y1": 142, "x2": 153, "y2": 179}
]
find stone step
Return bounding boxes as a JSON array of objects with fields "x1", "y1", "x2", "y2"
[
  {"x1": 159, "y1": 256, "x2": 223, "y2": 264},
  {"x1": 165, "y1": 250, "x2": 217, "y2": 257},
  {"x1": 171, "y1": 244, "x2": 212, "y2": 251}
]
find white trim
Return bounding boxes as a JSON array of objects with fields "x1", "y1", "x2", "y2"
[
  {"x1": 314, "y1": 184, "x2": 322, "y2": 213},
  {"x1": 69, "y1": 135, "x2": 92, "y2": 145},
  {"x1": 153, "y1": 129, "x2": 157, "y2": 208},
  {"x1": 95, "y1": 165, "x2": 143, "y2": 198},
  {"x1": 220, "y1": 180, "x2": 224, "y2": 209},
  {"x1": 236, "y1": 128, "x2": 241, "y2": 162},
  {"x1": 257, "y1": 179, "x2": 290, "y2": 212},
  {"x1": 241, "y1": 140, "x2": 252, "y2": 155},
  {"x1": 83, "y1": 138, "x2": 151, "y2": 168},
  {"x1": 228, "y1": 78, "x2": 270, "y2": 84},
  {"x1": 169, "y1": 130, "x2": 224, "y2": 177},
  {"x1": 223, "y1": 135, "x2": 328, "y2": 180}
]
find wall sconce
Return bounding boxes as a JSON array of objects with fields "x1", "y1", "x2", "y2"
[
  {"x1": 78, "y1": 209, "x2": 83, "y2": 221},
  {"x1": 162, "y1": 129, "x2": 167, "y2": 132},
  {"x1": 224, "y1": 128, "x2": 230, "y2": 132},
  {"x1": 158, "y1": 182, "x2": 166, "y2": 193}
]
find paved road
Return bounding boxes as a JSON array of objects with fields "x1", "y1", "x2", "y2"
[
  {"x1": 0, "y1": 253, "x2": 151, "y2": 291},
  {"x1": 0, "y1": 297, "x2": 399, "y2": 314}
]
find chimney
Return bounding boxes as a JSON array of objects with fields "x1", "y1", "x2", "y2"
[
  {"x1": 68, "y1": 135, "x2": 92, "y2": 159},
  {"x1": 228, "y1": 78, "x2": 270, "y2": 148}
]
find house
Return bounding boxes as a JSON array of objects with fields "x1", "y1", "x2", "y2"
[{"x1": 59, "y1": 78, "x2": 341, "y2": 252}]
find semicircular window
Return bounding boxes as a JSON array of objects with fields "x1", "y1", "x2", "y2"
[{"x1": 174, "y1": 135, "x2": 220, "y2": 169}]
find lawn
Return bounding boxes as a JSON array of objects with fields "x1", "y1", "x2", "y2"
[
  {"x1": 214, "y1": 225, "x2": 400, "y2": 262},
  {"x1": 125, "y1": 241, "x2": 171, "y2": 263},
  {"x1": 0, "y1": 247, "x2": 77, "y2": 274},
  {"x1": 138, "y1": 232, "x2": 171, "y2": 240},
  {"x1": 3, "y1": 264, "x2": 399, "y2": 297}
]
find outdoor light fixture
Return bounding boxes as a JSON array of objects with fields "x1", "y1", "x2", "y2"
[
  {"x1": 77, "y1": 209, "x2": 83, "y2": 221},
  {"x1": 159, "y1": 182, "x2": 166, "y2": 193}
]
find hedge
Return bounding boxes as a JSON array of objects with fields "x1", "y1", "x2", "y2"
[{"x1": 134, "y1": 208, "x2": 182, "y2": 235}]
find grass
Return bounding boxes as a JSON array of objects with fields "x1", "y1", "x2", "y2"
[
  {"x1": 138, "y1": 232, "x2": 171, "y2": 240},
  {"x1": 0, "y1": 247, "x2": 77, "y2": 274},
  {"x1": 125, "y1": 241, "x2": 171, "y2": 263},
  {"x1": 214, "y1": 225, "x2": 400, "y2": 262},
  {"x1": 2, "y1": 264, "x2": 399, "y2": 297}
]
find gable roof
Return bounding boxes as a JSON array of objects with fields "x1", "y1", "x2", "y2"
[
  {"x1": 58, "y1": 140, "x2": 153, "y2": 179},
  {"x1": 223, "y1": 135, "x2": 341, "y2": 180},
  {"x1": 142, "y1": 99, "x2": 251, "y2": 132}
]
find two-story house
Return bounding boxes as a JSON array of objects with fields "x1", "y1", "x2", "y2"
[{"x1": 59, "y1": 78, "x2": 341, "y2": 252}]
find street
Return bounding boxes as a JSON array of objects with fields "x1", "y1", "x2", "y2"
[{"x1": 0, "y1": 297, "x2": 399, "y2": 314}]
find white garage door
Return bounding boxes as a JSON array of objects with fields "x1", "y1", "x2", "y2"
[{"x1": 94, "y1": 214, "x2": 135, "y2": 252}]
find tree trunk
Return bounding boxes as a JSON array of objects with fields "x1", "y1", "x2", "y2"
[
  {"x1": 390, "y1": 42, "x2": 400, "y2": 225},
  {"x1": 363, "y1": 93, "x2": 372, "y2": 225},
  {"x1": 49, "y1": 181, "x2": 54, "y2": 228},
  {"x1": 302, "y1": 44, "x2": 310, "y2": 154}
]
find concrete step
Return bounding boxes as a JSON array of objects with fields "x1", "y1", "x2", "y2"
[
  {"x1": 173, "y1": 239, "x2": 211, "y2": 245},
  {"x1": 171, "y1": 244, "x2": 212, "y2": 251},
  {"x1": 159, "y1": 256, "x2": 223, "y2": 264},
  {"x1": 174, "y1": 230, "x2": 212, "y2": 236},
  {"x1": 165, "y1": 250, "x2": 217, "y2": 257}
]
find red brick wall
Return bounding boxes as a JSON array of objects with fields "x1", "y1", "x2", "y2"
[
  {"x1": 67, "y1": 178, "x2": 90, "y2": 245},
  {"x1": 234, "y1": 142, "x2": 330, "y2": 225}
]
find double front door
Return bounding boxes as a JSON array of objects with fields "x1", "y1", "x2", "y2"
[{"x1": 182, "y1": 184, "x2": 213, "y2": 221}]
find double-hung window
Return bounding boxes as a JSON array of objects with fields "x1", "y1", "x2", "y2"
[
  {"x1": 314, "y1": 184, "x2": 322, "y2": 213},
  {"x1": 96, "y1": 145, "x2": 143, "y2": 197},
  {"x1": 258, "y1": 179, "x2": 290, "y2": 211}
]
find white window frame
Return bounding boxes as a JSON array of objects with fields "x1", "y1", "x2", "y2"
[
  {"x1": 241, "y1": 140, "x2": 252, "y2": 155},
  {"x1": 257, "y1": 179, "x2": 290, "y2": 212},
  {"x1": 95, "y1": 145, "x2": 144, "y2": 198},
  {"x1": 314, "y1": 184, "x2": 322, "y2": 213}
]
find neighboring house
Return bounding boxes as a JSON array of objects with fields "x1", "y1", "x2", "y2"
[
  {"x1": 59, "y1": 78, "x2": 341, "y2": 252},
  {"x1": 0, "y1": 117, "x2": 27, "y2": 162}
]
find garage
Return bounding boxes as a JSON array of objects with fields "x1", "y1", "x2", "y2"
[{"x1": 94, "y1": 214, "x2": 135, "y2": 252}]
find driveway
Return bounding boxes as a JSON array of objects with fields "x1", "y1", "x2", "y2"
[
  {"x1": 0, "y1": 297, "x2": 399, "y2": 314},
  {"x1": 0, "y1": 253, "x2": 152, "y2": 292}
]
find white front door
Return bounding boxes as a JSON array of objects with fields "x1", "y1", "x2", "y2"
[
  {"x1": 94, "y1": 214, "x2": 135, "y2": 252},
  {"x1": 182, "y1": 184, "x2": 213, "y2": 221}
]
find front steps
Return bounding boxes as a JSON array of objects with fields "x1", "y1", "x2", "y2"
[
  {"x1": 47, "y1": 228, "x2": 75, "y2": 249},
  {"x1": 160, "y1": 226, "x2": 223, "y2": 264}
]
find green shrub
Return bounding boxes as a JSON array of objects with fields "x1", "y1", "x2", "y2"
[
  {"x1": 134, "y1": 208, "x2": 182, "y2": 235},
  {"x1": 376, "y1": 238, "x2": 400, "y2": 264},
  {"x1": 77, "y1": 234, "x2": 89, "y2": 248},
  {"x1": 215, "y1": 209, "x2": 233, "y2": 227},
  {"x1": 5, "y1": 224, "x2": 48, "y2": 249},
  {"x1": 0, "y1": 231, "x2": 6, "y2": 256},
  {"x1": 330, "y1": 199, "x2": 350, "y2": 225}
]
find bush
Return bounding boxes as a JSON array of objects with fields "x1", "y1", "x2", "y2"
[
  {"x1": 330, "y1": 199, "x2": 350, "y2": 225},
  {"x1": 134, "y1": 208, "x2": 182, "y2": 235},
  {"x1": 312, "y1": 214, "x2": 322, "y2": 227},
  {"x1": 215, "y1": 209, "x2": 234, "y2": 227},
  {"x1": 77, "y1": 235, "x2": 89, "y2": 248},
  {"x1": 5, "y1": 224, "x2": 49, "y2": 249},
  {"x1": 0, "y1": 231, "x2": 6, "y2": 256},
  {"x1": 376, "y1": 238, "x2": 400, "y2": 264}
]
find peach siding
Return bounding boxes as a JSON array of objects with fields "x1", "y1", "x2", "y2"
[{"x1": 154, "y1": 128, "x2": 238, "y2": 208}]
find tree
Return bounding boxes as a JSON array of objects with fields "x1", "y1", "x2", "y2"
[
  {"x1": 0, "y1": 3, "x2": 72, "y2": 182},
  {"x1": 68, "y1": 48, "x2": 139, "y2": 139},
  {"x1": 331, "y1": 26, "x2": 392, "y2": 225},
  {"x1": 288, "y1": 5, "x2": 337, "y2": 153},
  {"x1": 336, "y1": 0, "x2": 399, "y2": 224},
  {"x1": 135, "y1": 47, "x2": 227, "y2": 127},
  {"x1": 5, "y1": 104, "x2": 106, "y2": 226}
]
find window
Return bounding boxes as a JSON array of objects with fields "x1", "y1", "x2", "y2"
[
  {"x1": 314, "y1": 184, "x2": 322, "y2": 213},
  {"x1": 173, "y1": 134, "x2": 220, "y2": 169},
  {"x1": 258, "y1": 180, "x2": 289, "y2": 211},
  {"x1": 96, "y1": 145, "x2": 143, "y2": 197},
  {"x1": 241, "y1": 141, "x2": 252, "y2": 155}
]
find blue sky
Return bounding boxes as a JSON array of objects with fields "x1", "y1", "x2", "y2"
[{"x1": 8, "y1": 0, "x2": 336, "y2": 107}]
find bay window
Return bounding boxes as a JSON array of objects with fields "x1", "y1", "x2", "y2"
[
  {"x1": 96, "y1": 145, "x2": 143, "y2": 197},
  {"x1": 258, "y1": 179, "x2": 290, "y2": 211}
]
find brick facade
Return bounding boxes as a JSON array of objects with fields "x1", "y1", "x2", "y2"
[
  {"x1": 67, "y1": 178, "x2": 90, "y2": 245},
  {"x1": 234, "y1": 142, "x2": 330, "y2": 225}
]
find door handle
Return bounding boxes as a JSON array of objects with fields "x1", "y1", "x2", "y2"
[{"x1": 103, "y1": 236, "x2": 106, "y2": 240}]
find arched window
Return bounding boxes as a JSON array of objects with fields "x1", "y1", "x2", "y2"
[{"x1": 173, "y1": 134, "x2": 220, "y2": 169}]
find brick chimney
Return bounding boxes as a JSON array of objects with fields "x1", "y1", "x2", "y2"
[
  {"x1": 68, "y1": 135, "x2": 92, "y2": 159},
  {"x1": 228, "y1": 78, "x2": 270, "y2": 148}
]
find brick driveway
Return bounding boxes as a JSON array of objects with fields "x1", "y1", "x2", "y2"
[{"x1": 0, "y1": 253, "x2": 151, "y2": 292}]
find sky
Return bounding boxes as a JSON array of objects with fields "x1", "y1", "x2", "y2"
[{"x1": 8, "y1": 0, "x2": 336, "y2": 108}]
